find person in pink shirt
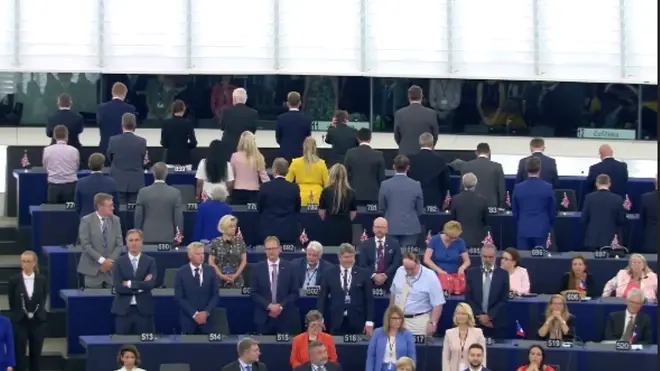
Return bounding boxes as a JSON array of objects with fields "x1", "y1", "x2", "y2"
[
  {"x1": 603, "y1": 253, "x2": 658, "y2": 302},
  {"x1": 229, "y1": 131, "x2": 269, "y2": 205},
  {"x1": 500, "y1": 248, "x2": 530, "y2": 295}
]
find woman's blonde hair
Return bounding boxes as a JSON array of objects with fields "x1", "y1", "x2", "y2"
[
  {"x1": 302, "y1": 136, "x2": 320, "y2": 170},
  {"x1": 453, "y1": 302, "x2": 476, "y2": 327},
  {"x1": 443, "y1": 220, "x2": 463, "y2": 239},
  {"x1": 237, "y1": 131, "x2": 266, "y2": 172},
  {"x1": 326, "y1": 164, "x2": 352, "y2": 214},
  {"x1": 20, "y1": 250, "x2": 39, "y2": 274},
  {"x1": 382, "y1": 305, "x2": 405, "y2": 333},
  {"x1": 544, "y1": 294, "x2": 571, "y2": 322},
  {"x1": 217, "y1": 214, "x2": 238, "y2": 235},
  {"x1": 395, "y1": 356, "x2": 415, "y2": 371},
  {"x1": 626, "y1": 253, "x2": 652, "y2": 275}
]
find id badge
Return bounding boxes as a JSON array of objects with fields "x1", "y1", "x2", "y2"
[
  {"x1": 388, "y1": 363, "x2": 394, "y2": 370},
  {"x1": 344, "y1": 294, "x2": 351, "y2": 304},
  {"x1": 440, "y1": 99, "x2": 448, "y2": 105}
]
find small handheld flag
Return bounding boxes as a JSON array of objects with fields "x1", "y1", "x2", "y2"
[
  {"x1": 143, "y1": 150, "x2": 150, "y2": 166},
  {"x1": 623, "y1": 194, "x2": 632, "y2": 211},
  {"x1": 360, "y1": 229, "x2": 368, "y2": 242},
  {"x1": 630, "y1": 326, "x2": 639, "y2": 343},
  {"x1": 545, "y1": 233, "x2": 552, "y2": 250},
  {"x1": 442, "y1": 191, "x2": 452, "y2": 210},
  {"x1": 505, "y1": 191, "x2": 512, "y2": 208},
  {"x1": 578, "y1": 280, "x2": 587, "y2": 292},
  {"x1": 299, "y1": 229, "x2": 309, "y2": 244},
  {"x1": 515, "y1": 321, "x2": 525, "y2": 338},
  {"x1": 236, "y1": 227, "x2": 243, "y2": 239},
  {"x1": 425, "y1": 230, "x2": 432, "y2": 245},
  {"x1": 201, "y1": 192, "x2": 208, "y2": 202},
  {"x1": 561, "y1": 192, "x2": 570, "y2": 209},
  {"x1": 174, "y1": 227, "x2": 183, "y2": 245},
  {"x1": 20, "y1": 151, "x2": 30, "y2": 168},
  {"x1": 482, "y1": 231, "x2": 494, "y2": 245}
]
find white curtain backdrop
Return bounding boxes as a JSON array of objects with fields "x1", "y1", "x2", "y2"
[
  {"x1": 624, "y1": 0, "x2": 658, "y2": 83},
  {"x1": 0, "y1": 0, "x2": 15, "y2": 71}
]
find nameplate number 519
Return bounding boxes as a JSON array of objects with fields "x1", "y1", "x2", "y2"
[{"x1": 546, "y1": 339, "x2": 561, "y2": 348}]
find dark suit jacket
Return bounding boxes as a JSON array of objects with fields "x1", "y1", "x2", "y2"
[
  {"x1": 604, "y1": 310, "x2": 652, "y2": 344},
  {"x1": 107, "y1": 132, "x2": 148, "y2": 193},
  {"x1": 220, "y1": 103, "x2": 259, "y2": 154},
  {"x1": 344, "y1": 145, "x2": 386, "y2": 203},
  {"x1": 325, "y1": 124, "x2": 359, "y2": 166},
  {"x1": 580, "y1": 189, "x2": 625, "y2": 248},
  {"x1": 160, "y1": 116, "x2": 197, "y2": 165},
  {"x1": 74, "y1": 172, "x2": 119, "y2": 216},
  {"x1": 393, "y1": 103, "x2": 439, "y2": 156},
  {"x1": 461, "y1": 157, "x2": 507, "y2": 208},
  {"x1": 173, "y1": 264, "x2": 220, "y2": 326},
  {"x1": 557, "y1": 272, "x2": 597, "y2": 298},
  {"x1": 408, "y1": 149, "x2": 451, "y2": 207},
  {"x1": 111, "y1": 254, "x2": 157, "y2": 315},
  {"x1": 317, "y1": 265, "x2": 374, "y2": 331},
  {"x1": 464, "y1": 266, "x2": 509, "y2": 328},
  {"x1": 7, "y1": 273, "x2": 48, "y2": 323},
  {"x1": 512, "y1": 178, "x2": 556, "y2": 238},
  {"x1": 276, "y1": 110, "x2": 312, "y2": 161},
  {"x1": 46, "y1": 109, "x2": 84, "y2": 149},
  {"x1": 640, "y1": 190, "x2": 657, "y2": 253},
  {"x1": 0, "y1": 316, "x2": 15, "y2": 369},
  {"x1": 250, "y1": 260, "x2": 299, "y2": 326},
  {"x1": 584, "y1": 158, "x2": 629, "y2": 197},
  {"x1": 222, "y1": 360, "x2": 268, "y2": 371},
  {"x1": 357, "y1": 236, "x2": 402, "y2": 284},
  {"x1": 97, "y1": 99, "x2": 136, "y2": 153},
  {"x1": 515, "y1": 152, "x2": 559, "y2": 188},
  {"x1": 257, "y1": 177, "x2": 301, "y2": 243},
  {"x1": 294, "y1": 362, "x2": 342, "y2": 371},
  {"x1": 291, "y1": 257, "x2": 334, "y2": 289},
  {"x1": 450, "y1": 190, "x2": 489, "y2": 247}
]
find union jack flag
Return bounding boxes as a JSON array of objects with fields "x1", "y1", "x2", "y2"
[
  {"x1": 561, "y1": 192, "x2": 570, "y2": 209},
  {"x1": 299, "y1": 229, "x2": 309, "y2": 244},
  {"x1": 20, "y1": 151, "x2": 30, "y2": 168},
  {"x1": 611, "y1": 234, "x2": 620, "y2": 248},
  {"x1": 174, "y1": 227, "x2": 183, "y2": 245},
  {"x1": 236, "y1": 227, "x2": 243, "y2": 239},
  {"x1": 515, "y1": 321, "x2": 526, "y2": 338},
  {"x1": 201, "y1": 192, "x2": 208, "y2": 202},
  {"x1": 143, "y1": 150, "x2": 150, "y2": 166},
  {"x1": 623, "y1": 194, "x2": 632, "y2": 211},
  {"x1": 309, "y1": 190, "x2": 315, "y2": 204},
  {"x1": 425, "y1": 230, "x2": 432, "y2": 245},
  {"x1": 442, "y1": 191, "x2": 452, "y2": 210},
  {"x1": 482, "y1": 231, "x2": 494, "y2": 245},
  {"x1": 505, "y1": 191, "x2": 512, "y2": 208},
  {"x1": 360, "y1": 229, "x2": 368, "y2": 242},
  {"x1": 545, "y1": 233, "x2": 552, "y2": 250}
]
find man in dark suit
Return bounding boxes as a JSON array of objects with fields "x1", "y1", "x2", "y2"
[
  {"x1": 97, "y1": 82, "x2": 136, "y2": 159},
  {"x1": 222, "y1": 337, "x2": 268, "y2": 371},
  {"x1": 640, "y1": 176, "x2": 657, "y2": 253},
  {"x1": 291, "y1": 241, "x2": 334, "y2": 290},
  {"x1": 160, "y1": 99, "x2": 197, "y2": 166},
  {"x1": 407, "y1": 132, "x2": 451, "y2": 207},
  {"x1": 394, "y1": 85, "x2": 439, "y2": 156},
  {"x1": 8, "y1": 251, "x2": 47, "y2": 371},
  {"x1": 603, "y1": 288, "x2": 653, "y2": 344},
  {"x1": 250, "y1": 236, "x2": 300, "y2": 334},
  {"x1": 512, "y1": 157, "x2": 556, "y2": 250},
  {"x1": 344, "y1": 128, "x2": 386, "y2": 206},
  {"x1": 464, "y1": 244, "x2": 509, "y2": 339},
  {"x1": 111, "y1": 229, "x2": 157, "y2": 334},
  {"x1": 257, "y1": 158, "x2": 301, "y2": 245},
  {"x1": 581, "y1": 174, "x2": 626, "y2": 250},
  {"x1": 46, "y1": 93, "x2": 83, "y2": 149},
  {"x1": 583, "y1": 144, "x2": 629, "y2": 198},
  {"x1": 450, "y1": 173, "x2": 489, "y2": 248},
  {"x1": 220, "y1": 87, "x2": 259, "y2": 155},
  {"x1": 276, "y1": 92, "x2": 312, "y2": 162},
  {"x1": 515, "y1": 137, "x2": 559, "y2": 187},
  {"x1": 357, "y1": 217, "x2": 402, "y2": 290},
  {"x1": 466, "y1": 344, "x2": 492, "y2": 371},
  {"x1": 107, "y1": 113, "x2": 147, "y2": 204},
  {"x1": 74, "y1": 153, "x2": 119, "y2": 217},
  {"x1": 174, "y1": 242, "x2": 220, "y2": 334},
  {"x1": 461, "y1": 143, "x2": 506, "y2": 208},
  {"x1": 294, "y1": 340, "x2": 342, "y2": 371},
  {"x1": 318, "y1": 243, "x2": 374, "y2": 336},
  {"x1": 325, "y1": 110, "x2": 358, "y2": 166}
]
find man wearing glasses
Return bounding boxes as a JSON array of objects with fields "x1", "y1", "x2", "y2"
[{"x1": 603, "y1": 288, "x2": 652, "y2": 344}]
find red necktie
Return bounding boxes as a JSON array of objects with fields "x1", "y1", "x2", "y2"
[{"x1": 376, "y1": 241, "x2": 385, "y2": 273}]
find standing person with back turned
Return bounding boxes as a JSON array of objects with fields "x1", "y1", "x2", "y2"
[
  {"x1": 460, "y1": 143, "x2": 506, "y2": 209},
  {"x1": 220, "y1": 88, "x2": 259, "y2": 156},
  {"x1": 276, "y1": 91, "x2": 312, "y2": 163},
  {"x1": 325, "y1": 110, "x2": 358, "y2": 167},
  {"x1": 222, "y1": 337, "x2": 268, "y2": 371},
  {"x1": 98, "y1": 82, "x2": 136, "y2": 162},
  {"x1": 46, "y1": 93, "x2": 83, "y2": 149},
  {"x1": 257, "y1": 158, "x2": 301, "y2": 245},
  {"x1": 74, "y1": 153, "x2": 119, "y2": 217},
  {"x1": 640, "y1": 175, "x2": 657, "y2": 253},
  {"x1": 450, "y1": 173, "x2": 489, "y2": 249},
  {"x1": 160, "y1": 99, "x2": 197, "y2": 166},
  {"x1": 107, "y1": 113, "x2": 147, "y2": 204},
  {"x1": 407, "y1": 132, "x2": 451, "y2": 208},
  {"x1": 43, "y1": 125, "x2": 79, "y2": 204},
  {"x1": 515, "y1": 138, "x2": 558, "y2": 187},
  {"x1": 583, "y1": 144, "x2": 629, "y2": 198},
  {"x1": 344, "y1": 128, "x2": 386, "y2": 206},
  {"x1": 8, "y1": 251, "x2": 47, "y2": 371},
  {"x1": 394, "y1": 85, "x2": 439, "y2": 156},
  {"x1": 580, "y1": 174, "x2": 625, "y2": 251}
]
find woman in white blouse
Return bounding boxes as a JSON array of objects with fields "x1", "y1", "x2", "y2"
[
  {"x1": 115, "y1": 345, "x2": 146, "y2": 371},
  {"x1": 443, "y1": 302, "x2": 487, "y2": 371},
  {"x1": 603, "y1": 253, "x2": 658, "y2": 302},
  {"x1": 195, "y1": 139, "x2": 234, "y2": 201}
]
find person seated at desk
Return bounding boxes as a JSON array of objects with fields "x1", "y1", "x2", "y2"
[
  {"x1": 222, "y1": 337, "x2": 268, "y2": 371},
  {"x1": 208, "y1": 215, "x2": 247, "y2": 289},
  {"x1": 192, "y1": 186, "x2": 233, "y2": 242},
  {"x1": 160, "y1": 99, "x2": 197, "y2": 166},
  {"x1": 258, "y1": 158, "x2": 301, "y2": 245},
  {"x1": 195, "y1": 139, "x2": 234, "y2": 201},
  {"x1": 603, "y1": 288, "x2": 653, "y2": 344},
  {"x1": 230, "y1": 131, "x2": 270, "y2": 205},
  {"x1": 174, "y1": 242, "x2": 220, "y2": 334},
  {"x1": 286, "y1": 136, "x2": 329, "y2": 207},
  {"x1": 134, "y1": 162, "x2": 184, "y2": 244},
  {"x1": 394, "y1": 357, "x2": 415, "y2": 371},
  {"x1": 358, "y1": 217, "x2": 403, "y2": 291},
  {"x1": 580, "y1": 174, "x2": 626, "y2": 250},
  {"x1": 77, "y1": 193, "x2": 124, "y2": 288},
  {"x1": 602, "y1": 254, "x2": 658, "y2": 301},
  {"x1": 319, "y1": 164, "x2": 357, "y2": 246},
  {"x1": 500, "y1": 248, "x2": 530, "y2": 295},
  {"x1": 107, "y1": 113, "x2": 147, "y2": 204},
  {"x1": 75, "y1": 153, "x2": 119, "y2": 217},
  {"x1": 366, "y1": 305, "x2": 416, "y2": 371},
  {"x1": 558, "y1": 255, "x2": 597, "y2": 298},
  {"x1": 43, "y1": 124, "x2": 79, "y2": 204},
  {"x1": 292, "y1": 242, "x2": 334, "y2": 290},
  {"x1": 423, "y1": 221, "x2": 470, "y2": 293},
  {"x1": 290, "y1": 310, "x2": 338, "y2": 368},
  {"x1": 516, "y1": 345, "x2": 556, "y2": 371},
  {"x1": 250, "y1": 236, "x2": 300, "y2": 335},
  {"x1": 294, "y1": 340, "x2": 342, "y2": 371},
  {"x1": 442, "y1": 303, "x2": 486, "y2": 371},
  {"x1": 536, "y1": 294, "x2": 574, "y2": 341},
  {"x1": 115, "y1": 344, "x2": 146, "y2": 371}
]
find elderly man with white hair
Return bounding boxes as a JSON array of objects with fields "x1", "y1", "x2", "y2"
[
  {"x1": 603, "y1": 288, "x2": 653, "y2": 344},
  {"x1": 449, "y1": 173, "x2": 490, "y2": 248},
  {"x1": 220, "y1": 87, "x2": 259, "y2": 155},
  {"x1": 291, "y1": 241, "x2": 335, "y2": 290}
]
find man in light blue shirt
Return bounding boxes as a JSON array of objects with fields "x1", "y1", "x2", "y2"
[{"x1": 390, "y1": 252, "x2": 445, "y2": 336}]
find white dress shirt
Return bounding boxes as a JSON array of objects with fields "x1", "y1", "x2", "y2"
[
  {"x1": 190, "y1": 263, "x2": 203, "y2": 286},
  {"x1": 127, "y1": 253, "x2": 141, "y2": 305},
  {"x1": 23, "y1": 273, "x2": 35, "y2": 298},
  {"x1": 384, "y1": 335, "x2": 397, "y2": 364},
  {"x1": 624, "y1": 310, "x2": 637, "y2": 333}
]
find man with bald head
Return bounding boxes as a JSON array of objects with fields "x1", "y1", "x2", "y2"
[
  {"x1": 640, "y1": 175, "x2": 657, "y2": 253},
  {"x1": 450, "y1": 173, "x2": 489, "y2": 248},
  {"x1": 583, "y1": 144, "x2": 629, "y2": 198},
  {"x1": 357, "y1": 217, "x2": 402, "y2": 289}
]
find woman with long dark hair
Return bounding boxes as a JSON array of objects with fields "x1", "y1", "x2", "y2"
[
  {"x1": 318, "y1": 164, "x2": 356, "y2": 245},
  {"x1": 516, "y1": 345, "x2": 556, "y2": 371},
  {"x1": 195, "y1": 140, "x2": 234, "y2": 201}
]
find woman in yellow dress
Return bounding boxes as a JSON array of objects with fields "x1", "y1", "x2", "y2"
[{"x1": 286, "y1": 137, "x2": 329, "y2": 206}]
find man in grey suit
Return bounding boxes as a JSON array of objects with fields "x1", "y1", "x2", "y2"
[
  {"x1": 460, "y1": 143, "x2": 506, "y2": 208},
  {"x1": 134, "y1": 162, "x2": 184, "y2": 243},
  {"x1": 77, "y1": 192, "x2": 124, "y2": 288},
  {"x1": 344, "y1": 128, "x2": 386, "y2": 205},
  {"x1": 393, "y1": 85, "x2": 439, "y2": 156},
  {"x1": 107, "y1": 112, "x2": 147, "y2": 204},
  {"x1": 378, "y1": 155, "x2": 424, "y2": 247}
]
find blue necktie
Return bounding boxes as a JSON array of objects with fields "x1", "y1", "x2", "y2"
[
  {"x1": 101, "y1": 218, "x2": 108, "y2": 255},
  {"x1": 245, "y1": 365, "x2": 252, "y2": 371},
  {"x1": 482, "y1": 269, "x2": 492, "y2": 312},
  {"x1": 131, "y1": 258, "x2": 138, "y2": 275}
]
